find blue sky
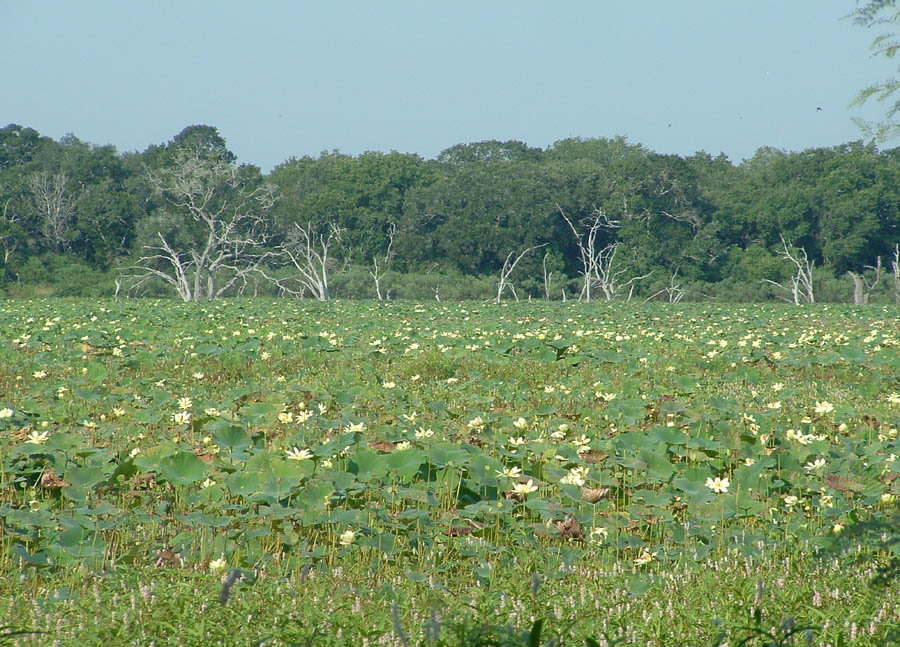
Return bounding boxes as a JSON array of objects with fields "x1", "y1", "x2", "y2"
[{"x1": 2, "y1": 2, "x2": 893, "y2": 170}]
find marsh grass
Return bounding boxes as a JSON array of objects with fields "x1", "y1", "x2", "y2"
[{"x1": 1, "y1": 299, "x2": 899, "y2": 645}]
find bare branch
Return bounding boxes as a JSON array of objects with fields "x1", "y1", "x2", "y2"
[
  {"x1": 645, "y1": 270, "x2": 687, "y2": 304},
  {"x1": 495, "y1": 243, "x2": 547, "y2": 303},
  {"x1": 849, "y1": 257, "x2": 883, "y2": 305},
  {"x1": 886, "y1": 243, "x2": 900, "y2": 304},
  {"x1": 27, "y1": 172, "x2": 79, "y2": 251},
  {"x1": 764, "y1": 235, "x2": 815, "y2": 305},
  {"x1": 121, "y1": 148, "x2": 276, "y2": 301},
  {"x1": 591, "y1": 242, "x2": 652, "y2": 301},
  {"x1": 542, "y1": 250, "x2": 553, "y2": 301},
  {"x1": 370, "y1": 222, "x2": 396, "y2": 301},
  {"x1": 557, "y1": 204, "x2": 617, "y2": 302},
  {"x1": 277, "y1": 221, "x2": 344, "y2": 301}
]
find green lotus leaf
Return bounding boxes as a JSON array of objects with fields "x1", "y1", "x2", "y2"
[
  {"x1": 659, "y1": 399, "x2": 686, "y2": 415},
  {"x1": 360, "y1": 532, "x2": 399, "y2": 555},
  {"x1": 131, "y1": 443, "x2": 175, "y2": 474},
  {"x1": 44, "y1": 433, "x2": 85, "y2": 452},
  {"x1": 85, "y1": 363, "x2": 108, "y2": 385},
  {"x1": 349, "y1": 449, "x2": 388, "y2": 481},
  {"x1": 674, "y1": 375, "x2": 697, "y2": 394},
  {"x1": 673, "y1": 477, "x2": 715, "y2": 504},
  {"x1": 73, "y1": 388, "x2": 107, "y2": 401},
  {"x1": 158, "y1": 451, "x2": 207, "y2": 486},
  {"x1": 55, "y1": 526, "x2": 105, "y2": 558},
  {"x1": 12, "y1": 543, "x2": 51, "y2": 567},
  {"x1": 63, "y1": 465, "x2": 108, "y2": 490},
  {"x1": 226, "y1": 472, "x2": 260, "y2": 497},
  {"x1": 387, "y1": 449, "x2": 426, "y2": 481},
  {"x1": 631, "y1": 488, "x2": 672, "y2": 507},
  {"x1": 628, "y1": 575, "x2": 652, "y2": 597},
  {"x1": 239, "y1": 402, "x2": 277, "y2": 425},
  {"x1": 428, "y1": 444, "x2": 470, "y2": 468},
  {"x1": 530, "y1": 346, "x2": 556, "y2": 363},
  {"x1": 193, "y1": 343, "x2": 225, "y2": 356},
  {"x1": 640, "y1": 450, "x2": 675, "y2": 483},
  {"x1": 212, "y1": 425, "x2": 252, "y2": 451},
  {"x1": 841, "y1": 347, "x2": 867, "y2": 363},
  {"x1": 649, "y1": 426, "x2": 687, "y2": 446}
]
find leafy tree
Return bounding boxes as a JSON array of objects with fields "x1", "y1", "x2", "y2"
[
  {"x1": 850, "y1": 1, "x2": 900, "y2": 142},
  {"x1": 436, "y1": 140, "x2": 542, "y2": 167},
  {"x1": 268, "y1": 150, "x2": 434, "y2": 266},
  {"x1": 169, "y1": 125, "x2": 235, "y2": 163},
  {"x1": 1, "y1": 121, "x2": 898, "y2": 302},
  {"x1": 398, "y1": 160, "x2": 564, "y2": 279},
  {"x1": 0, "y1": 124, "x2": 51, "y2": 170},
  {"x1": 547, "y1": 138, "x2": 705, "y2": 284}
]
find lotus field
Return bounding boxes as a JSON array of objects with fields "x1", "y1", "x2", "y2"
[{"x1": 1, "y1": 299, "x2": 899, "y2": 646}]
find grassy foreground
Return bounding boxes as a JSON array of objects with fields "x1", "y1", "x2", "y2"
[{"x1": 0, "y1": 299, "x2": 899, "y2": 646}]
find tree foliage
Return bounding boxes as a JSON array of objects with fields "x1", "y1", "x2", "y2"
[
  {"x1": 0, "y1": 123, "x2": 898, "y2": 302},
  {"x1": 851, "y1": 1, "x2": 900, "y2": 142}
]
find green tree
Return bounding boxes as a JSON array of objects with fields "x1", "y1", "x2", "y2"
[
  {"x1": 547, "y1": 138, "x2": 705, "y2": 286},
  {"x1": 436, "y1": 140, "x2": 542, "y2": 167},
  {"x1": 268, "y1": 150, "x2": 435, "y2": 266},
  {"x1": 851, "y1": 1, "x2": 900, "y2": 142},
  {"x1": 397, "y1": 160, "x2": 564, "y2": 280}
]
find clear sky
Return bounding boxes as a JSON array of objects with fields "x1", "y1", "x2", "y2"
[{"x1": 2, "y1": 1, "x2": 893, "y2": 170}]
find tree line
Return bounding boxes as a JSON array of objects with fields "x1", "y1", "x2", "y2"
[{"x1": 1, "y1": 122, "x2": 898, "y2": 303}]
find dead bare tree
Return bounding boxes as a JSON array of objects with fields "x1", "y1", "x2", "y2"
[
  {"x1": 0, "y1": 197, "x2": 21, "y2": 265},
  {"x1": 495, "y1": 243, "x2": 547, "y2": 303},
  {"x1": 542, "y1": 250, "x2": 553, "y2": 301},
  {"x1": 369, "y1": 223, "x2": 396, "y2": 301},
  {"x1": 763, "y1": 234, "x2": 815, "y2": 304},
  {"x1": 645, "y1": 270, "x2": 688, "y2": 304},
  {"x1": 123, "y1": 146, "x2": 277, "y2": 302},
  {"x1": 558, "y1": 204, "x2": 618, "y2": 302},
  {"x1": 27, "y1": 171, "x2": 79, "y2": 251},
  {"x1": 848, "y1": 257, "x2": 884, "y2": 305},
  {"x1": 276, "y1": 221, "x2": 344, "y2": 301},
  {"x1": 592, "y1": 242, "x2": 653, "y2": 301},
  {"x1": 892, "y1": 244, "x2": 900, "y2": 303},
  {"x1": 558, "y1": 203, "x2": 652, "y2": 301}
]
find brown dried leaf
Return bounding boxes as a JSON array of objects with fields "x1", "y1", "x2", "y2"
[
  {"x1": 464, "y1": 434, "x2": 485, "y2": 448},
  {"x1": 443, "y1": 526, "x2": 472, "y2": 537},
  {"x1": 582, "y1": 487, "x2": 610, "y2": 503},
  {"x1": 369, "y1": 441, "x2": 397, "y2": 453},
  {"x1": 154, "y1": 547, "x2": 183, "y2": 567},
  {"x1": 193, "y1": 449, "x2": 217, "y2": 463},
  {"x1": 503, "y1": 489, "x2": 524, "y2": 503},
  {"x1": 40, "y1": 468, "x2": 70, "y2": 489},
  {"x1": 555, "y1": 517, "x2": 583, "y2": 540},
  {"x1": 131, "y1": 473, "x2": 157, "y2": 491},
  {"x1": 825, "y1": 473, "x2": 862, "y2": 494}
]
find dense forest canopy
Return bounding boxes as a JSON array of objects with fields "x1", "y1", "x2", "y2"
[{"x1": 1, "y1": 123, "x2": 898, "y2": 302}]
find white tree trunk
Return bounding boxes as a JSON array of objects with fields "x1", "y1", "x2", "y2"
[
  {"x1": 27, "y1": 172, "x2": 78, "y2": 251},
  {"x1": 277, "y1": 221, "x2": 343, "y2": 301},
  {"x1": 495, "y1": 244, "x2": 546, "y2": 303},
  {"x1": 123, "y1": 145, "x2": 276, "y2": 301},
  {"x1": 763, "y1": 235, "x2": 815, "y2": 304}
]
